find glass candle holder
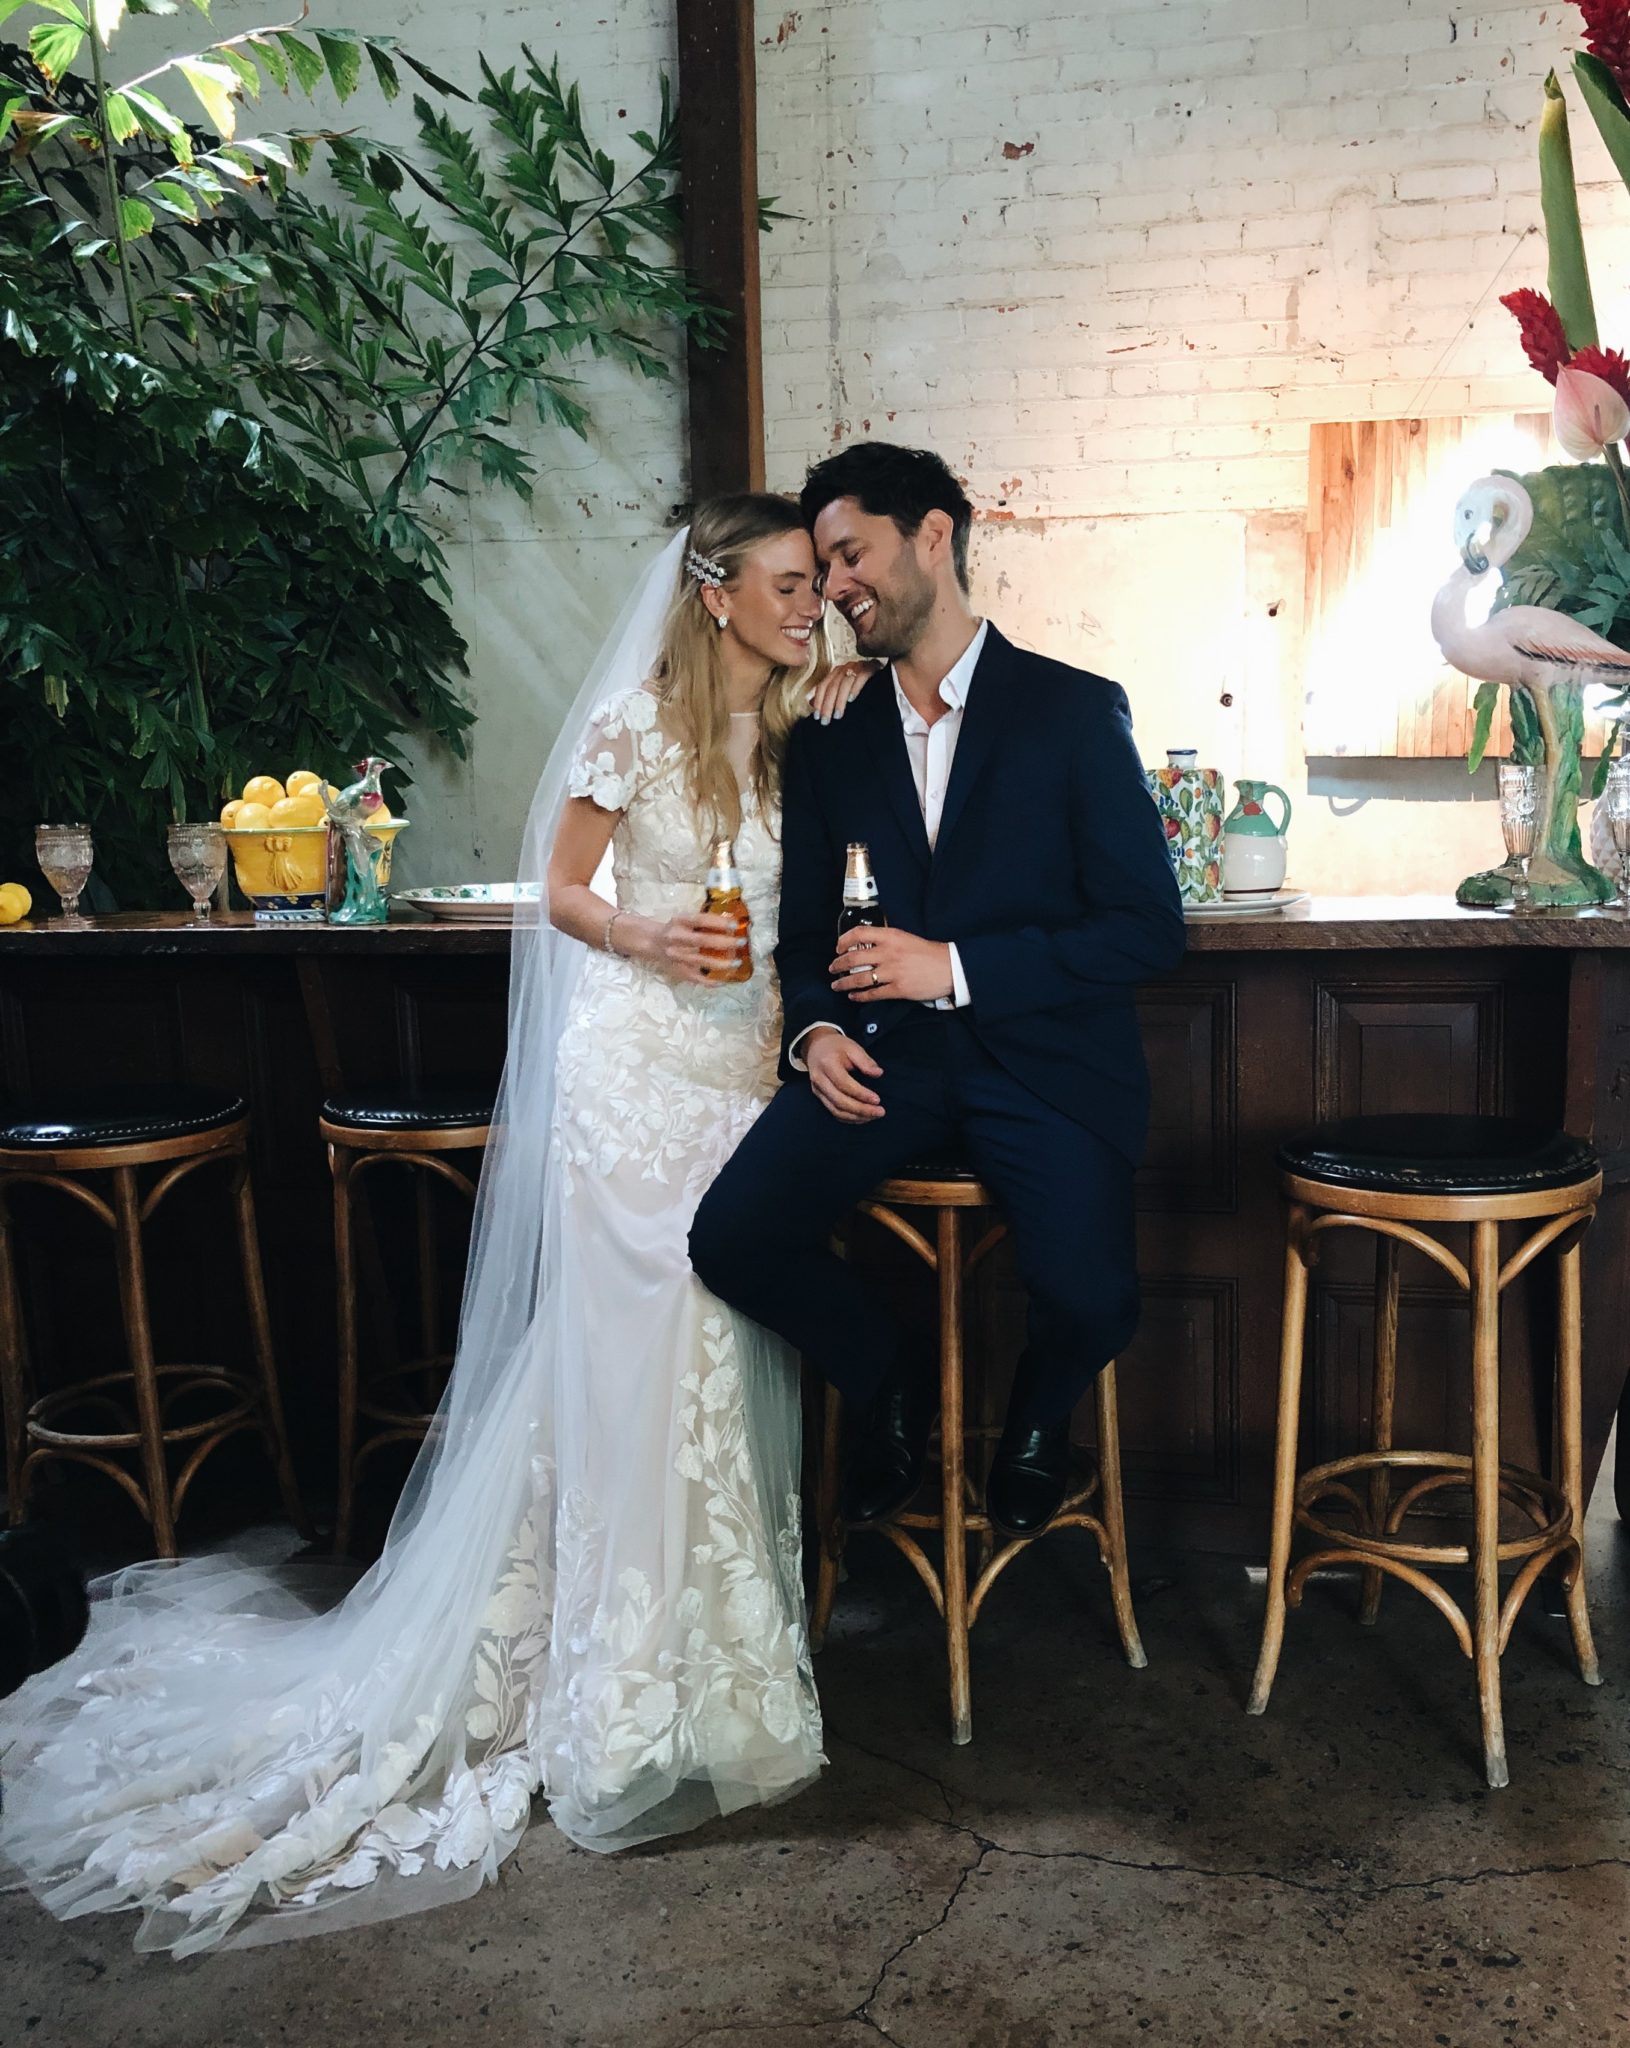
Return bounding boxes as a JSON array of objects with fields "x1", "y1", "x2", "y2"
[
  {"x1": 1604, "y1": 756, "x2": 1630, "y2": 917},
  {"x1": 1497, "y1": 764, "x2": 1540, "y2": 915},
  {"x1": 167, "y1": 822, "x2": 228, "y2": 921},
  {"x1": 34, "y1": 823, "x2": 93, "y2": 927}
]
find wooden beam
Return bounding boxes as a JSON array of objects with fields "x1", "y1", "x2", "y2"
[{"x1": 676, "y1": 0, "x2": 764, "y2": 499}]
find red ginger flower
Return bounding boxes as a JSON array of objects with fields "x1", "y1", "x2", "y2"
[
  {"x1": 1576, "y1": 2, "x2": 1630, "y2": 98},
  {"x1": 1501, "y1": 288, "x2": 1572, "y2": 382},
  {"x1": 1566, "y1": 344, "x2": 1630, "y2": 405}
]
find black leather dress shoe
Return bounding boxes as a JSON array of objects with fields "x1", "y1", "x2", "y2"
[
  {"x1": 840, "y1": 1374, "x2": 938, "y2": 1526},
  {"x1": 986, "y1": 1419, "x2": 1072, "y2": 1539}
]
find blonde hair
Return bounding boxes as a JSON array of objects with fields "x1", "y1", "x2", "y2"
[{"x1": 651, "y1": 493, "x2": 830, "y2": 841}]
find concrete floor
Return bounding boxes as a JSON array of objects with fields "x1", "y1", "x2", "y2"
[{"x1": 4, "y1": 1484, "x2": 1628, "y2": 2047}]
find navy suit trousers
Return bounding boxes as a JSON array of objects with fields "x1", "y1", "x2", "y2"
[{"x1": 689, "y1": 1012, "x2": 1139, "y2": 1429}]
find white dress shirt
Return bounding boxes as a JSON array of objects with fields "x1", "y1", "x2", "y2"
[{"x1": 790, "y1": 620, "x2": 987, "y2": 1067}]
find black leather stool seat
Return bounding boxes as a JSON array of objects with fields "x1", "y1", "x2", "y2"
[
  {"x1": 0, "y1": 1085, "x2": 246, "y2": 1150},
  {"x1": 1279, "y1": 1114, "x2": 1598, "y2": 1197},
  {"x1": 322, "y1": 1087, "x2": 496, "y2": 1134}
]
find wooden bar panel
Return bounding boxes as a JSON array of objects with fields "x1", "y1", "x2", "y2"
[{"x1": 1, "y1": 905, "x2": 1625, "y2": 1555}]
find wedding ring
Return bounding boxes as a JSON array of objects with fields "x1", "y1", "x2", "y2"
[{"x1": 871, "y1": 968, "x2": 881, "y2": 987}]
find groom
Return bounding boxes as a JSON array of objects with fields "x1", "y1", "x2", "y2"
[{"x1": 690, "y1": 442, "x2": 1184, "y2": 1536}]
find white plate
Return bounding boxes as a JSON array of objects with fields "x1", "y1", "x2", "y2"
[
  {"x1": 1184, "y1": 890, "x2": 1309, "y2": 919},
  {"x1": 396, "y1": 884, "x2": 539, "y2": 922}
]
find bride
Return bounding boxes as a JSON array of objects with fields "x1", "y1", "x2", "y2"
[{"x1": 0, "y1": 495, "x2": 868, "y2": 1956}]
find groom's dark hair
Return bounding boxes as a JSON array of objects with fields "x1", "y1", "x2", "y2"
[{"x1": 800, "y1": 442, "x2": 974, "y2": 594}]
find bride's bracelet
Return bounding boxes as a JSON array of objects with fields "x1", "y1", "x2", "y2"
[{"x1": 602, "y1": 909, "x2": 627, "y2": 955}]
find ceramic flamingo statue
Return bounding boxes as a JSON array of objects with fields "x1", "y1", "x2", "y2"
[
  {"x1": 1432, "y1": 474, "x2": 1630, "y2": 694},
  {"x1": 1432, "y1": 474, "x2": 1620, "y2": 907}
]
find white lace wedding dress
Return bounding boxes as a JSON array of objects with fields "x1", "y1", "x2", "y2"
[{"x1": 0, "y1": 686, "x2": 822, "y2": 1956}]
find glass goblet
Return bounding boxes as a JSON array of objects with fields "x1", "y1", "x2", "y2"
[
  {"x1": 166, "y1": 822, "x2": 228, "y2": 921},
  {"x1": 34, "y1": 822, "x2": 94, "y2": 927},
  {"x1": 1497, "y1": 764, "x2": 1540, "y2": 915},
  {"x1": 1604, "y1": 755, "x2": 1630, "y2": 916}
]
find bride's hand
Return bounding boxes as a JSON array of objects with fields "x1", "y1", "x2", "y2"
[
  {"x1": 632, "y1": 911, "x2": 746, "y2": 985},
  {"x1": 808, "y1": 660, "x2": 881, "y2": 725}
]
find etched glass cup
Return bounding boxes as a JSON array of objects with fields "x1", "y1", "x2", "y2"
[
  {"x1": 1497, "y1": 764, "x2": 1540, "y2": 916},
  {"x1": 167, "y1": 822, "x2": 228, "y2": 921},
  {"x1": 1604, "y1": 756, "x2": 1630, "y2": 917},
  {"x1": 34, "y1": 823, "x2": 93, "y2": 927}
]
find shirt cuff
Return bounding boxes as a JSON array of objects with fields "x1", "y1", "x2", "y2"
[
  {"x1": 788, "y1": 1020, "x2": 847, "y2": 1072},
  {"x1": 930, "y1": 945, "x2": 971, "y2": 1010}
]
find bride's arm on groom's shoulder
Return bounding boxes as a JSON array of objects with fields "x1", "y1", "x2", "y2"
[
  {"x1": 546, "y1": 796, "x2": 743, "y2": 985},
  {"x1": 807, "y1": 659, "x2": 881, "y2": 726}
]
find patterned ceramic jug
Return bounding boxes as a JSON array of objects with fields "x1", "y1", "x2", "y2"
[
  {"x1": 1147, "y1": 748, "x2": 1224, "y2": 905},
  {"x1": 1221, "y1": 778, "x2": 1291, "y2": 896}
]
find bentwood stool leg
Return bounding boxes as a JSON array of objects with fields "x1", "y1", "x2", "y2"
[
  {"x1": 111, "y1": 1164, "x2": 177, "y2": 1558},
  {"x1": 331, "y1": 1142, "x2": 361, "y2": 1555},
  {"x1": 937, "y1": 1205, "x2": 973, "y2": 1745},
  {"x1": 1555, "y1": 1231, "x2": 1602, "y2": 1687},
  {"x1": 230, "y1": 1151, "x2": 311, "y2": 1541},
  {"x1": 1248, "y1": 1203, "x2": 1311, "y2": 1716},
  {"x1": 1469, "y1": 1219, "x2": 1509, "y2": 1789},
  {"x1": 811, "y1": 1383, "x2": 843, "y2": 1652},
  {"x1": 415, "y1": 1173, "x2": 441, "y2": 1412},
  {"x1": 0, "y1": 1180, "x2": 29, "y2": 1521},
  {"x1": 1360, "y1": 1235, "x2": 1401, "y2": 1627},
  {"x1": 1095, "y1": 1362, "x2": 1148, "y2": 1669}
]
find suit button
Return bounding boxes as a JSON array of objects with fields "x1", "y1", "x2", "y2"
[{"x1": 865, "y1": 1022, "x2": 878, "y2": 1035}]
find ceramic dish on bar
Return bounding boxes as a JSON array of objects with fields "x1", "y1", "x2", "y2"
[
  {"x1": 1185, "y1": 889, "x2": 1309, "y2": 919},
  {"x1": 395, "y1": 883, "x2": 540, "y2": 922}
]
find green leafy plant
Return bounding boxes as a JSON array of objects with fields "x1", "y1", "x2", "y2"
[{"x1": 1, "y1": 3, "x2": 718, "y2": 904}]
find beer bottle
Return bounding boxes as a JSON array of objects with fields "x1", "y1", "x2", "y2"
[
  {"x1": 838, "y1": 840, "x2": 888, "y2": 939},
  {"x1": 701, "y1": 837, "x2": 752, "y2": 983}
]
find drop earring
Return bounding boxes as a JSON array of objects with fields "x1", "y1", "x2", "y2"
[{"x1": 716, "y1": 614, "x2": 729, "y2": 630}]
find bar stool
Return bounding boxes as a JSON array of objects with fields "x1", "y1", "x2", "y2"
[
  {"x1": 320, "y1": 1086, "x2": 494, "y2": 1553},
  {"x1": 1248, "y1": 1113, "x2": 1603, "y2": 1788},
  {"x1": 811, "y1": 1161, "x2": 1145, "y2": 1745},
  {"x1": 0, "y1": 1086, "x2": 308, "y2": 1558}
]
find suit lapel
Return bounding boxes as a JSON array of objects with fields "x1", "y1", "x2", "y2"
[
  {"x1": 932, "y1": 624, "x2": 1011, "y2": 859},
  {"x1": 854, "y1": 666, "x2": 931, "y2": 874}
]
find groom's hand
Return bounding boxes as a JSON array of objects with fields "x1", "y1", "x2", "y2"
[
  {"x1": 830, "y1": 926, "x2": 954, "y2": 1004},
  {"x1": 805, "y1": 1029, "x2": 886, "y2": 1123}
]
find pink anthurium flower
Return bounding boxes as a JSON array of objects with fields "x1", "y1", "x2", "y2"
[{"x1": 1553, "y1": 364, "x2": 1630, "y2": 459}]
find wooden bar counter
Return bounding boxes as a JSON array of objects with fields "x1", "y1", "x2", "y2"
[{"x1": 2, "y1": 898, "x2": 1627, "y2": 1553}]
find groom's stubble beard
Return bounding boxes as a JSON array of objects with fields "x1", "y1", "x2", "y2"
[{"x1": 856, "y1": 549, "x2": 937, "y2": 662}]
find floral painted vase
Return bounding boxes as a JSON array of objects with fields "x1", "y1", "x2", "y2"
[{"x1": 1147, "y1": 748, "x2": 1224, "y2": 905}]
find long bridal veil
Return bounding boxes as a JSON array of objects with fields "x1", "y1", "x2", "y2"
[{"x1": 0, "y1": 532, "x2": 693, "y2": 1955}]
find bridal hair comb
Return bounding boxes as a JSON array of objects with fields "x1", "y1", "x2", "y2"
[{"x1": 685, "y1": 546, "x2": 728, "y2": 589}]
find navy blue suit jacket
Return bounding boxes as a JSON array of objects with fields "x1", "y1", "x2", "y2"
[{"x1": 774, "y1": 625, "x2": 1186, "y2": 1165}]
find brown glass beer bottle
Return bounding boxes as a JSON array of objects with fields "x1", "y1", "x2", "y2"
[{"x1": 701, "y1": 837, "x2": 752, "y2": 983}]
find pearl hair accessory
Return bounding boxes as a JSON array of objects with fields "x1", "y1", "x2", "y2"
[{"x1": 686, "y1": 546, "x2": 727, "y2": 589}]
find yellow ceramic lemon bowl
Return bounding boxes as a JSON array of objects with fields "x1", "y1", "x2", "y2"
[{"x1": 223, "y1": 824, "x2": 329, "y2": 910}]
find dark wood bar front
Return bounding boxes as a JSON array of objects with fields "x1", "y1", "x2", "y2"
[{"x1": 2, "y1": 899, "x2": 1626, "y2": 1554}]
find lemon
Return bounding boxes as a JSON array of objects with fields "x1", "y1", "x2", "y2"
[
  {"x1": 285, "y1": 769, "x2": 322, "y2": 799},
  {"x1": 365, "y1": 802, "x2": 394, "y2": 831},
  {"x1": 269, "y1": 793, "x2": 325, "y2": 829},
  {"x1": 233, "y1": 801, "x2": 273, "y2": 832},
  {"x1": 242, "y1": 774, "x2": 285, "y2": 808},
  {"x1": 220, "y1": 798, "x2": 244, "y2": 828},
  {"x1": 0, "y1": 882, "x2": 32, "y2": 925}
]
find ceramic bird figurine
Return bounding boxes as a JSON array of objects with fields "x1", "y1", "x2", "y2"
[
  {"x1": 1432, "y1": 474, "x2": 1630, "y2": 690},
  {"x1": 321, "y1": 756, "x2": 395, "y2": 924}
]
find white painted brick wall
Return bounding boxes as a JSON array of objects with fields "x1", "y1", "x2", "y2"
[{"x1": 754, "y1": 0, "x2": 1627, "y2": 891}]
